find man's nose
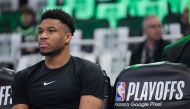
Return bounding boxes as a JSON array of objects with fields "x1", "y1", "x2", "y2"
[{"x1": 39, "y1": 32, "x2": 48, "y2": 39}]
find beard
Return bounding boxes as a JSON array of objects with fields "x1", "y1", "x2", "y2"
[{"x1": 40, "y1": 46, "x2": 64, "y2": 57}]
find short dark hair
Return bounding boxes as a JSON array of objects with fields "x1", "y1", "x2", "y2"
[
  {"x1": 20, "y1": 6, "x2": 35, "y2": 16},
  {"x1": 41, "y1": 9, "x2": 75, "y2": 35}
]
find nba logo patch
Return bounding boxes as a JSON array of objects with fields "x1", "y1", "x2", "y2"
[{"x1": 115, "y1": 82, "x2": 126, "y2": 102}]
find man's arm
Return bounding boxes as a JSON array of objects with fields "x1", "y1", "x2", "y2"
[
  {"x1": 11, "y1": 71, "x2": 29, "y2": 109},
  {"x1": 79, "y1": 95, "x2": 103, "y2": 109},
  {"x1": 11, "y1": 104, "x2": 29, "y2": 109}
]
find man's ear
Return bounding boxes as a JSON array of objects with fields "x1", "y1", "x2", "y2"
[{"x1": 64, "y1": 33, "x2": 72, "y2": 45}]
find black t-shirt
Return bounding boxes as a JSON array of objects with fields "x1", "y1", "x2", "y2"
[
  {"x1": 162, "y1": 35, "x2": 190, "y2": 66},
  {"x1": 12, "y1": 56, "x2": 105, "y2": 109},
  {"x1": 178, "y1": 42, "x2": 190, "y2": 65}
]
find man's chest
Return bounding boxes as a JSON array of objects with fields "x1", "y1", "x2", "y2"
[{"x1": 26, "y1": 68, "x2": 81, "y2": 105}]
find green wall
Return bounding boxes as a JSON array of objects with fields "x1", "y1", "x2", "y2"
[{"x1": 43, "y1": 0, "x2": 188, "y2": 28}]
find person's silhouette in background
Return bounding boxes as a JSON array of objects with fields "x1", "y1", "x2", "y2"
[
  {"x1": 180, "y1": 7, "x2": 190, "y2": 36},
  {"x1": 130, "y1": 16, "x2": 170, "y2": 65},
  {"x1": 15, "y1": 6, "x2": 38, "y2": 55},
  {"x1": 162, "y1": 5, "x2": 190, "y2": 66}
]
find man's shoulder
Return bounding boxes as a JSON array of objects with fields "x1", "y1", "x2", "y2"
[
  {"x1": 164, "y1": 35, "x2": 190, "y2": 52},
  {"x1": 72, "y1": 56, "x2": 97, "y2": 66},
  {"x1": 16, "y1": 60, "x2": 44, "y2": 76},
  {"x1": 72, "y1": 56, "x2": 101, "y2": 72}
]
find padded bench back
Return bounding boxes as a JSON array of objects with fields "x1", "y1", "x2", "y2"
[{"x1": 113, "y1": 62, "x2": 190, "y2": 109}]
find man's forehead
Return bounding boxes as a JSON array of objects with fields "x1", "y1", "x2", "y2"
[
  {"x1": 38, "y1": 19, "x2": 70, "y2": 32},
  {"x1": 146, "y1": 18, "x2": 161, "y2": 25},
  {"x1": 38, "y1": 26, "x2": 56, "y2": 29},
  {"x1": 39, "y1": 19, "x2": 65, "y2": 28},
  {"x1": 40, "y1": 19, "x2": 61, "y2": 25}
]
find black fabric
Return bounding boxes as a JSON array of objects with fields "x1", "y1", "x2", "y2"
[
  {"x1": 101, "y1": 69, "x2": 112, "y2": 109},
  {"x1": 162, "y1": 35, "x2": 190, "y2": 66},
  {"x1": 130, "y1": 39, "x2": 170, "y2": 65},
  {"x1": 0, "y1": 68, "x2": 15, "y2": 109},
  {"x1": 112, "y1": 62, "x2": 190, "y2": 109},
  {"x1": 12, "y1": 56, "x2": 105, "y2": 109}
]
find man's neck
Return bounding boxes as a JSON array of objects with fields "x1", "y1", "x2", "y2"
[
  {"x1": 45, "y1": 48, "x2": 70, "y2": 69},
  {"x1": 146, "y1": 40, "x2": 156, "y2": 50}
]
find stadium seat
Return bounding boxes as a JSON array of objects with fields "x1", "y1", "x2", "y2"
[
  {"x1": 112, "y1": 61, "x2": 190, "y2": 109},
  {"x1": 70, "y1": 29, "x2": 82, "y2": 54},
  {"x1": 168, "y1": 23, "x2": 181, "y2": 34},
  {"x1": 0, "y1": 33, "x2": 22, "y2": 69},
  {"x1": 75, "y1": 19, "x2": 109, "y2": 39},
  {"x1": 99, "y1": 52, "x2": 113, "y2": 84},
  {"x1": 43, "y1": 0, "x2": 75, "y2": 15},
  {"x1": 74, "y1": 0, "x2": 95, "y2": 19},
  {"x1": 93, "y1": 27, "x2": 129, "y2": 53},
  {"x1": 75, "y1": 19, "x2": 109, "y2": 53},
  {"x1": 163, "y1": 13, "x2": 181, "y2": 24},
  {"x1": 96, "y1": 3, "x2": 127, "y2": 28},
  {"x1": 16, "y1": 54, "x2": 44, "y2": 71},
  {"x1": 99, "y1": 51, "x2": 131, "y2": 86},
  {"x1": 0, "y1": 0, "x2": 19, "y2": 12},
  {"x1": 167, "y1": 0, "x2": 187, "y2": 13},
  {"x1": 94, "y1": 27, "x2": 131, "y2": 86},
  {"x1": 118, "y1": 16, "x2": 144, "y2": 36},
  {"x1": 0, "y1": 11, "x2": 20, "y2": 33}
]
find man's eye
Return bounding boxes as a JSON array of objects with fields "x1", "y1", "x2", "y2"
[
  {"x1": 48, "y1": 29, "x2": 56, "y2": 32},
  {"x1": 38, "y1": 30, "x2": 43, "y2": 34}
]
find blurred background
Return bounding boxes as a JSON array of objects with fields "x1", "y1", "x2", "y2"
[{"x1": 0, "y1": 0, "x2": 189, "y2": 85}]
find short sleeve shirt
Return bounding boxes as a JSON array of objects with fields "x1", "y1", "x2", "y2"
[{"x1": 12, "y1": 56, "x2": 105, "y2": 109}]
